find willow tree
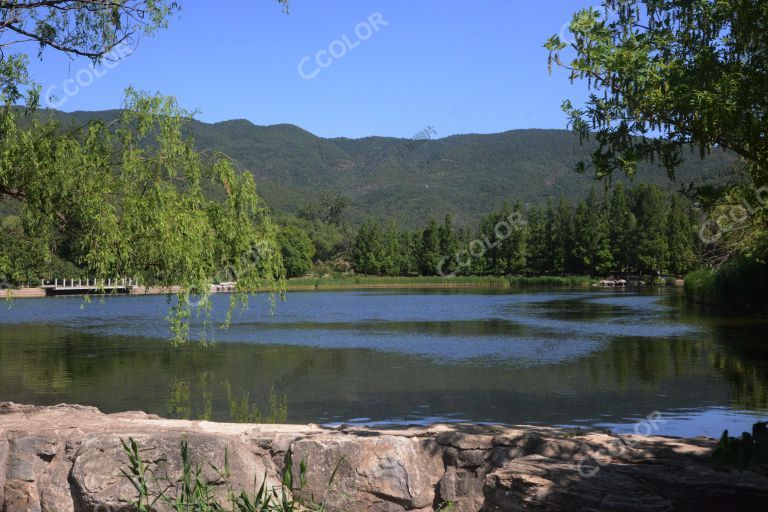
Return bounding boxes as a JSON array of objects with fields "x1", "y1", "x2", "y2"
[
  {"x1": 0, "y1": 1, "x2": 287, "y2": 344},
  {"x1": 546, "y1": 1, "x2": 767, "y2": 263}
]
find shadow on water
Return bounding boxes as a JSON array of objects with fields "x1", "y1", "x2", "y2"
[{"x1": 0, "y1": 288, "x2": 766, "y2": 436}]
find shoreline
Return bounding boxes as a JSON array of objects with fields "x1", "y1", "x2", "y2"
[
  {"x1": 0, "y1": 275, "x2": 608, "y2": 299},
  {"x1": 0, "y1": 275, "x2": 689, "y2": 299}
]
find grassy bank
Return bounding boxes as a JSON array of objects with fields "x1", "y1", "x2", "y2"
[
  {"x1": 685, "y1": 258, "x2": 768, "y2": 314},
  {"x1": 284, "y1": 275, "x2": 596, "y2": 290},
  {"x1": 507, "y1": 275, "x2": 596, "y2": 287}
]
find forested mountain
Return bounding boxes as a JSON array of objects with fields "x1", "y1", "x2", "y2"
[{"x1": 31, "y1": 109, "x2": 737, "y2": 228}]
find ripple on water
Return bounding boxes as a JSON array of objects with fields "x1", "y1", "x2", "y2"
[{"x1": 497, "y1": 293, "x2": 697, "y2": 339}]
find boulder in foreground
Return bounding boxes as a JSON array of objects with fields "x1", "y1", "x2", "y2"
[{"x1": 1, "y1": 402, "x2": 766, "y2": 511}]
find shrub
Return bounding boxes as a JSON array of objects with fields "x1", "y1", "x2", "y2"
[
  {"x1": 121, "y1": 438, "x2": 324, "y2": 512},
  {"x1": 685, "y1": 258, "x2": 768, "y2": 313},
  {"x1": 120, "y1": 438, "x2": 456, "y2": 512},
  {"x1": 713, "y1": 422, "x2": 768, "y2": 471}
]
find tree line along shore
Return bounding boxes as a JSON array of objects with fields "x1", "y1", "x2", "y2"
[
  {"x1": 4, "y1": 182, "x2": 695, "y2": 291},
  {"x1": 3, "y1": 181, "x2": 756, "y2": 309}
]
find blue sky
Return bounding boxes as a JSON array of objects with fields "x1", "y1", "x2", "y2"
[{"x1": 28, "y1": 0, "x2": 591, "y2": 139}]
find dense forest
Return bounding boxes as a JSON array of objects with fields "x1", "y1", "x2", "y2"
[
  {"x1": 273, "y1": 183, "x2": 697, "y2": 279},
  {"x1": 1, "y1": 182, "x2": 697, "y2": 285}
]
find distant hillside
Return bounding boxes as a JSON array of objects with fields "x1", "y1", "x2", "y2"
[{"x1": 24, "y1": 109, "x2": 738, "y2": 228}]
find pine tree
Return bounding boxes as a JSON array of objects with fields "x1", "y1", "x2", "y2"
[
  {"x1": 667, "y1": 195, "x2": 696, "y2": 275},
  {"x1": 543, "y1": 199, "x2": 558, "y2": 273},
  {"x1": 592, "y1": 192, "x2": 615, "y2": 275},
  {"x1": 608, "y1": 183, "x2": 635, "y2": 273},
  {"x1": 551, "y1": 199, "x2": 575, "y2": 274},
  {"x1": 572, "y1": 199, "x2": 590, "y2": 275},
  {"x1": 525, "y1": 206, "x2": 547, "y2": 274},
  {"x1": 438, "y1": 215, "x2": 459, "y2": 275},
  {"x1": 632, "y1": 185, "x2": 670, "y2": 275},
  {"x1": 352, "y1": 221, "x2": 385, "y2": 275},
  {"x1": 381, "y1": 221, "x2": 403, "y2": 276},
  {"x1": 418, "y1": 219, "x2": 441, "y2": 275},
  {"x1": 573, "y1": 188, "x2": 614, "y2": 275},
  {"x1": 503, "y1": 201, "x2": 527, "y2": 274},
  {"x1": 477, "y1": 209, "x2": 500, "y2": 274},
  {"x1": 399, "y1": 231, "x2": 419, "y2": 275}
]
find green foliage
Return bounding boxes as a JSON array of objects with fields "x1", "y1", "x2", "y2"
[
  {"x1": 548, "y1": 0, "x2": 767, "y2": 263},
  {"x1": 477, "y1": 203, "x2": 526, "y2": 275},
  {"x1": 225, "y1": 383, "x2": 288, "y2": 424},
  {"x1": 277, "y1": 225, "x2": 315, "y2": 278},
  {"x1": 418, "y1": 218, "x2": 442, "y2": 276},
  {"x1": 285, "y1": 275, "x2": 512, "y2": 289},
  {"x1": 117, "y1": 439, "x2": 457, "y2": 512},
  {"x1": 167, "y1": 377, "x2": 192, "y2": 420},
  {"x1": 120, "y1": 437, "x2": 331, "y2": 512},
  {"x1": 572, "y1": 188, "x2": 613, "y2": 275},
  {"x1": 550, "y1": 199, "x2": 575, "y2": 274},
  {"x1": 165, "y1": 373, "x2": 287, "y2": 424},
  {"x1": 437, "y1": 214, "x2": 460, "y2": 275},
  {"x1": 608, "y1": 183, "x2": 636, "y2": 272},
  {"x1": 507, "y1": 275, "x2": 595, "y2": 287},
  {"x1": 30, "y1": 111, "x2": 735, "y2": 230},
  {"x1": 632, "y1": 184, "x2": 670, "y2": 274},
  {"x1": 546, "y1": 0, "x2": 766, "y2": 180},
  {"x1": 0, "y1": 219, "x2": 83, "y2": 284},
  {"x1": 685, "y1": 258, "x2": 768, "y2": 313},
  {"x1": 351, "y1": 221, "x2": 385, "y2": 275},
  {"x1": 1, "y1": 3, "x2": 178, "y2": 100},
  {"x1": 298, "y1": 192, "x2": 349, "y2": 227},
  {"x1": 667, "y1": 195, "x2": 697, "y2": 274},
  {"x1": 282, "y1": 214, "x2": 348, "y2": 263},
  {"x1": 1, "y1": 94, "x2": 285, "y2": 344},
  {"x1": 697, "y1": 183, "x2": 768, "y2": 266},
  {"x1": 334, "y1": 184, "x2": 697, "y2": 279},
  {"x1": 684, "y1": 268, "x2": 716, "y2": 301},
  {"x1": 713, "y1": 422, "x2": 768, "y2": 472},
  {"x1": 524, "y1": 206, "x2": 548, "y2": 274},
  {"x1": 0, "y1": 2, "x2": 289, "y2": 345},
  {"x1": 283, "y1": 275, "x2": 594, "y2": 289}
]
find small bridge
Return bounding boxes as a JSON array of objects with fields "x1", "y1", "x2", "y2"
[{"x1": 41, "y1": 278, "x2": 138, "y2": 296}]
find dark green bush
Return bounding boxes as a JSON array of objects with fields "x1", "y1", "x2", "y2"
[
  {"x1": 713, "y1": 422, "x2": 768, "y2": 471},
  {"x1": 685, "y1": 258, "x2": 768, "y2": 313}
]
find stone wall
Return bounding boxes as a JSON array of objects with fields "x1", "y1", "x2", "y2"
[{"x1": 1, "y1": 402, "x2": 766, "y2": 511}]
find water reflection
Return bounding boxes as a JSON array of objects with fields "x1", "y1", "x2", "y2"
[{"x1": 0, "y1": 289, "x2": 766, "y2": 437}]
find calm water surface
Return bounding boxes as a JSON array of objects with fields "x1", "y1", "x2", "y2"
[{"x1": 1, "y1": 288, "x2": 766, "y2": 437}]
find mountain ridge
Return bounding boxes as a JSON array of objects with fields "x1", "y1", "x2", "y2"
[{"x1": 36, "y1": 109, "x2": 738, "y2": 228}]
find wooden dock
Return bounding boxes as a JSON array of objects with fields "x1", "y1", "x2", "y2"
[
  {"x1": 2, "y1": 279, "x2": 234, "y2": 299},
  {"x1": 40, "y1": 278, "x2": 137, "y2": 296}
]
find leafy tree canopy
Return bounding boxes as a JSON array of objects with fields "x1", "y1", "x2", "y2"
[
  {"x1": 277, "y1": 225, "x2": 315, "y2": 278},
  {"x1": 0, "y1": 1, "x2": 288, "y2": 344},
  {"x1": 546, "y1": 0, "x2": 766, "y2": 179},
  {"x1": 546, "y1": 0, "x2": 767, "y2": 261}
]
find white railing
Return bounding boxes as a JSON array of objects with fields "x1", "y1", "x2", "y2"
[{"x1": 42, "y1": 278, "x2": 139, "y2": 289}]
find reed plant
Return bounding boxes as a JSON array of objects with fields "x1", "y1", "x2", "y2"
[{"x1": 120, "y1": 438, "x2": 456, "y2": 512}]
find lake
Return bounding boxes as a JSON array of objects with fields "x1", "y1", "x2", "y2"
[{"x1": 1, "y1": 288, "x2": 766, "y2": 438}]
